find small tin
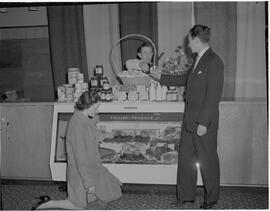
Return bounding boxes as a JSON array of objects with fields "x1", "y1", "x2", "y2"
[
  {"x1": 103, "y1": 82, "x2": 110, "y2": 91},
  {"x1": 99, "y1": 76, "x2": 109, "y2": 87}
]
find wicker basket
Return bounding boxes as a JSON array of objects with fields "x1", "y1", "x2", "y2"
[{"x1": 110, "y1": 34, "x2": 157, "y2": 86}]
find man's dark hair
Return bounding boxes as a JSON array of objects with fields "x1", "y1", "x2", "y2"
[
  {"x1": 189, "y1": 25, "x2": 211, "y2": 43},
  {"x1": 137, "y1": 42, "x2": 153, "y2": 54}
]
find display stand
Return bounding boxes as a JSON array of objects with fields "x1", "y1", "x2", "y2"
[{"x1": 50, "y1": 101, "x2": 202, "y2": 185}]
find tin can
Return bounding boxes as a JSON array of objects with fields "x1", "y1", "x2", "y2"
[
  {"x1": 105, "y1": 93, "x2": 112, "y2": 101},
  {"x1": 68, "y1": 68, "x2": 80, "y2": 85},
  {"x1": 100, "y1": 91, "x2": 106, "y2": 101},
  {"x1": 77, "y1": 73, "x2": 84, "y2": 83},
  {"x1": 99, "y1": 76, "x2": 108, "y2": 87}
]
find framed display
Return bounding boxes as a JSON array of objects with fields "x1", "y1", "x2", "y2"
[{"x1": 50, "y1": 102, "x2": 203, "y2": 185}]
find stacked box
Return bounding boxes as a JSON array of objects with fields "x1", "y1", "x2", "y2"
[
  {"x1": 64, "y1": 84, "x2": 74, "y2": 102},
  {"x1": 77, "y1": 73, "x2": 84, "y2": 83},
  {"x1": 68, "y1": 68, "x2": 80, "y2": 84}
]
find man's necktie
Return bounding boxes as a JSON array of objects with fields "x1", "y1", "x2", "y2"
[{"x1": 192, "y1": 55, "x2": 200, "y2": 73}]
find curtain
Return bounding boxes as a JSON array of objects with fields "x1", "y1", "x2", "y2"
[
  {"x1": 235, "y1": 2, "x2": 266, "y2": 100},
  {"x1": 119, "y1": 3, "x2": 158, "y2": 67},
  {"x1": 83, "y1": 4, "x2": 122, "y2": 85},
  {"x1": 157, "y1": 2, "x2": 193, "y2": 59},
  {"x1": 47, "y1": 5, "x2": 88, "y2": 89},
  {"x1": 194, "y1": 2, "x2": 237, "y2": 100}
]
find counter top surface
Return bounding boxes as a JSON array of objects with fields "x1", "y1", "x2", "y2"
[{"x1": 0, "y1": 99, "x2": 266, "y2": 106}]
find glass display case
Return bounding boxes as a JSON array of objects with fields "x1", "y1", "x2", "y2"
[{"x1": 50, "y1": 102, "x2": 202, "y2": 184}]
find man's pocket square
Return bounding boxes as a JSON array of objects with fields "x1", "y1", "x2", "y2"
[{"x1": 197, "y1": 70, "x2": 203, "y2": 74}]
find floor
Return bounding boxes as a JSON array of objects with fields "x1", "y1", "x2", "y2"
[{"x1": 2, "y1": 181, "x2": 268, "y2": 210}]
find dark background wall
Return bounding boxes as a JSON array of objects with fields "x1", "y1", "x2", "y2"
[{"x1": 0, "y1": 7, "x2": 55, "y2": 102}]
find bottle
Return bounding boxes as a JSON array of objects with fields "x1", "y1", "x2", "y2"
[
  {"x1": 156, "y1": 83, "x2": 162, "y2": 101},
  {"x1": 161, "y1": 86, "x2": 168, "y2": 101},
  {"x1": 149, "y1": 82, "x2": 156, "y2": 101}
]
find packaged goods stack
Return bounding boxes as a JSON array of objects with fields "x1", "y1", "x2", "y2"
[
  {"x1": 89, "y1": 65, "x2": 113, "y2": 102},
  {"x1": 57, "y1": 68, "x2": 89, "y2": 102}
]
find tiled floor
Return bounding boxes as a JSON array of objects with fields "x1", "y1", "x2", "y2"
[{"x1": 2, "y1": 182, "x2": 268, "y2": 210}]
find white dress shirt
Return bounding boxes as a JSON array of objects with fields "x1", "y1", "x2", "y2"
[{"x1": 193, "y1": 46, "x2": 210, "y2": 72}]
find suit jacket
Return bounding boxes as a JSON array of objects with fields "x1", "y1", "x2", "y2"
[{"x1": 160, "y1": 48, "x2": 224, "y2": 132}]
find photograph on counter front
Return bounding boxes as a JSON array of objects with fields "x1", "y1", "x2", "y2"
[{"x1": 54, "y1": 113, "x2": 181, "y2": 165}]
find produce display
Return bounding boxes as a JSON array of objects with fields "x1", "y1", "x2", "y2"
[{"x1": 99, "y1": 126, "x2": 181, "y2": 164}]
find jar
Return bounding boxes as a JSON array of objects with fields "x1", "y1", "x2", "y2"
[
  {"x1": 94, "y1": 65, "x2": 104, "y2": 76},
  {"x1": 90, "y1": 77, "x2": 99, "y2": 88},
  {"x1": 57, "y1": 86, "x2": 66, "y2": 102},
  {"x1": 166, "y1": 90, "x2": 178, "y2": 101}
]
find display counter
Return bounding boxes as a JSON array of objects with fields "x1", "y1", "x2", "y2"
[
  {"x1": 1, "y1": 100, "x2": 267, "y2": 186},
  {"x1": 49, "y1": 101, "x2": 203, "y2": 185}
]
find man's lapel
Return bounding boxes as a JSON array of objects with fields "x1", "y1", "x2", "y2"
[{"x1": 192, "y1": 48, "x2": 212, "y2": 74}]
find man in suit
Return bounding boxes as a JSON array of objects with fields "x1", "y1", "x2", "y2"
[{"x1": 150, "y1": 25, "x2": 224, "y2": 209}]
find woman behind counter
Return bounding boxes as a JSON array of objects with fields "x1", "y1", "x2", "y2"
[{"x1": 32, "y1": 91, "x2": 122, "y2": 210}]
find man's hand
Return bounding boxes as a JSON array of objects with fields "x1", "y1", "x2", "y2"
[
  {"x1": 88, "y1": 186, "x2": 95, "y2": 194},
  {"x1": 197, "y1": 124, "x2": 207, "y2": 136}
]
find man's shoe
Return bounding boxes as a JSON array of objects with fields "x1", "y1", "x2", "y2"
[
  {"x1": 172, "y1": 199, "x2": 195, "y2": 206},
  {"x1": 200, "y1": 201, "x2": 217, "y2": 209}
]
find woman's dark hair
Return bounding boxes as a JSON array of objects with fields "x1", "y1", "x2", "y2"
[
  {"x1": 75, "y1": 90, "x2": 97, "y2": 111},
  {"x1": 189, "y1": 25, "x2": 211, "y2": 43}
]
